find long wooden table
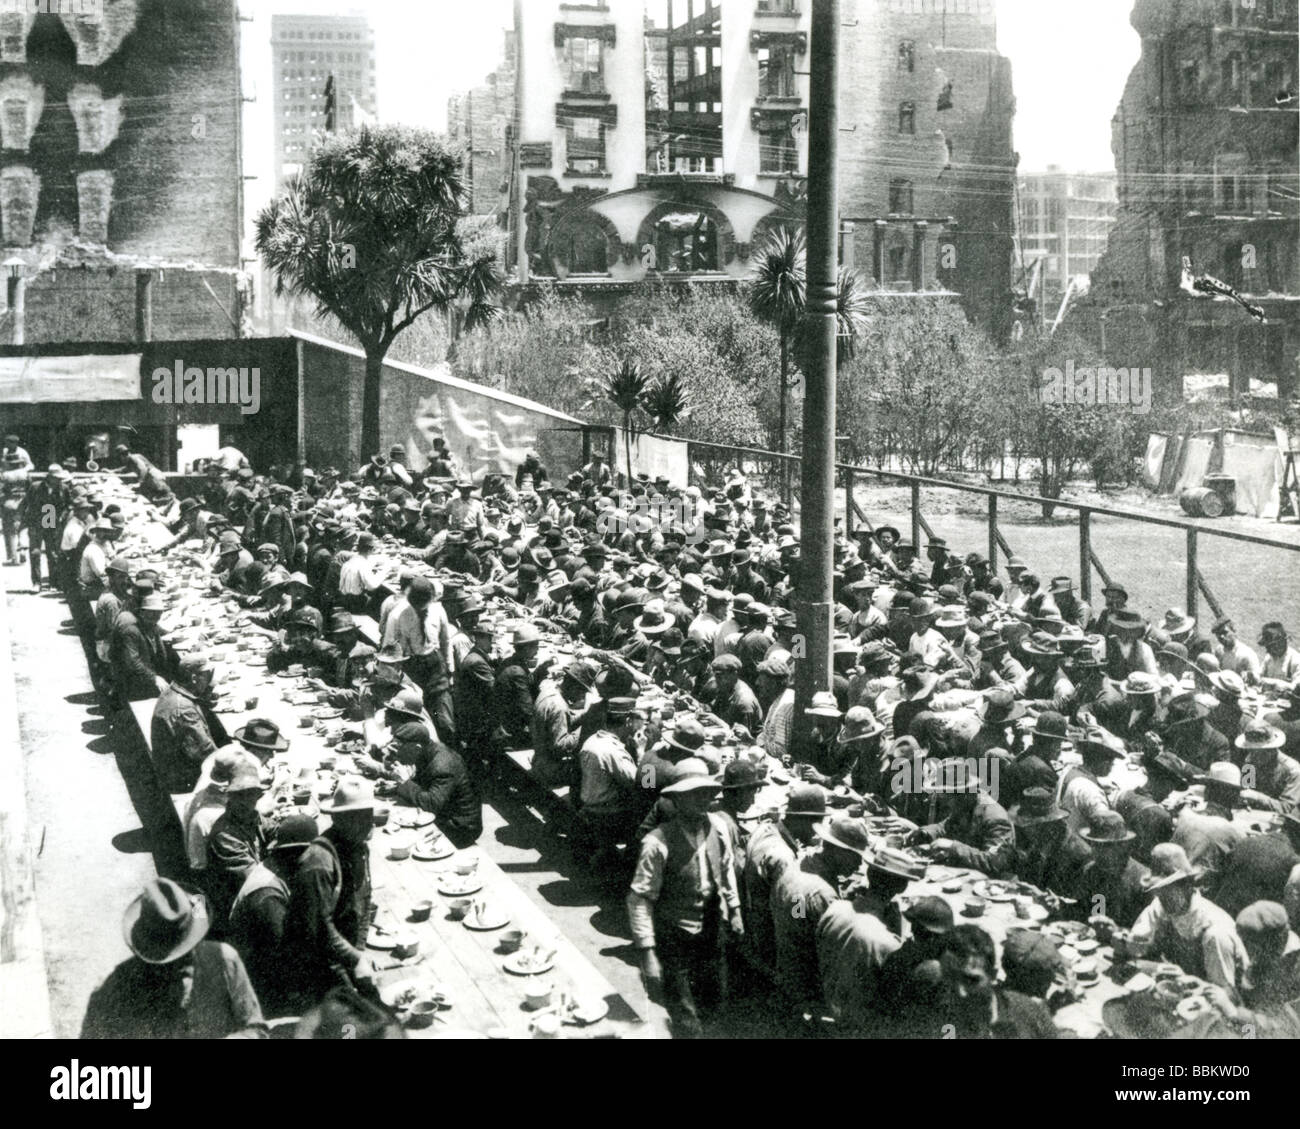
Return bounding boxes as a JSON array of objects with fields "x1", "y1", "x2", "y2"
[{"x1": 127, "y1": 594, "x2": 649, "y2": 1039}]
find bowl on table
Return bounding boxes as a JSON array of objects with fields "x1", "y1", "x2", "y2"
[
  {"x1": 499, "y1": 930, "x2": 525, "y2": 954},
  {"x1": 446, "y1": 898, "x2": 473, "y2": 921},
  {"x1": 393, "y1": 935, "x2": 420, "y2": 960},
  {"x1": 962, "y1": 898, "x2": 986, "y2": 918},
  {"x1": 405, "y1": 999, "x2": 439, "y2": 1029},
  {"x1": 409, "y1": 900, "x2": 434, "y2": 923},
  {"x1": 523, "y1": 982, "x2": 554, "y2": 1010},
  {"x1": 388, "y1": 840, "x2": 413, "y2": 861},
  {"x1": 372, "y1": 806, "x2": 390, "y2": 827}
]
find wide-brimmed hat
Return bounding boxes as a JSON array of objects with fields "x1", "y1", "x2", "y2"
[
  {"x1": 1030, "y1": 710, "x2": 1069, "y2": 741},
  {"x1": 1121, "y1": 672, "x2": 1160, "y2": 696},
  {"x1": 979, "y1": 688, "x2": 1026, "y2": 724},
  {"x1": 874, "y1": 526, "x2": 901, "y2": 544},
  {"x1": 1208, "y1": 670, "x2": 1245, "y2": 699},
  {"x1": 722, "y1": 760, "x2": 763, "y2": 791},
  {"x1": 634, "y1": 600, "x2": 676, "y2": 636},
  {"x1": 863, "y1": 845, "x2": 928, "y2": 881},
  {"x1": 123, "y1": 878, "x2": 209, "y2": 964},
  {"x1": 1022, "y1": 631, "x2": 1063, "y2": 657},
  {"x1": 234, "y1": 719, "x2": 289, "y2": 752},
  {"x1": 1080, "y1": 811, "x2": 1136, "y2": 846},
  {"x1": 661, "y1": 758, "x2": 722, "y2": 796},
  {"x1": 903, "y1": 895, "x2": 954, "y2": 935},
  {"x1": 1141, "y1": 843, "x2": 1204, "y2": 891},
  {"x1": 1162, "y1": 608, "x2": 1195, "y2": 637},
  {"x1": 1108, "y1": 609, "x2": 1146, "y2": 633},
  {"x1": 1076, "y1": 726, "x2": 1124, "y2": 761},
  {"x1": 665, "y1": 718, "x2": 708, "y2": 757},
  {"x1": 511, "y1": 623, "x2": 541, "y2": 649},
  {"x1": 269, "y1": 813, "x2": 319, "y2": 852},
  {"x1": 905, "y1": 668, "x2": 940, "y2": 701},
  {"x1": 805, "y1": 691, "x2": 842, "y2": 718},
  {"x1": 1012, "y1": 787, "x2": 1067, "y2": 827},
  {"x1": 561, "y1": 658, "x2": 599, "y2": 692},
  {"x1": 1196, "y1": 761, "x2": 1243, "y2": 794},
  {"x1": 385, "y1": 688, "x2": 426, "y2": 721},
  {"x1": 1235, "y1": 721, "x2": 1285, "y2": 752},
  {"x1": 783, "y1": 783, "x2": 828, "y2": 820},
  {"x1": 837, "y1": 706, "x2": 884, "y2": 743},
  {"x1": 326, "y1": 778, "x2": 375, "y2": 813},
  {"x1": 815, "y1": 817, "x2": 872, "y2": 858}
]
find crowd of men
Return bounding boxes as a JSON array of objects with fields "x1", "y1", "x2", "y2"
[{"x1": 8, "y1": 430, "x2": 1300, "y2": 1039}]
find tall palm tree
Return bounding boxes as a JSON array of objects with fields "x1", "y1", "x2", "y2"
[{"x1": 750, "y1": 227, "x2": 806, "y2": 466}]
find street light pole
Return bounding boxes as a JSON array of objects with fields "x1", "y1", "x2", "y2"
[{"x1": 792, "y1": 0, "x2": 839, "y2": 755}]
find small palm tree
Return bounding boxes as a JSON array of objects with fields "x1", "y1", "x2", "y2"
[
  {"x1": 750, "y1": 227, "x2": 806, "y2": 461},
  {"x1": 604, "y1": 358, "x2": 650, "y2": 487},
  {"x1": 832, "y1": 267, "x2": 871, "y2": 366},
  {"x1": 643, "y1": 372, "x2": 690, "y2": 434}
]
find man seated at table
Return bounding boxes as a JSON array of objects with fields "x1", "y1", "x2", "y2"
[
  {"x1": 903, "y1": 760, "x2": 1016, "y2": 878},
  {"x1": 150, "y1": 655, "x2": 219, "y2": 794},
  {"x1": 1008, "y1": 787, "x2": 1089, "y2": 896},
  {"x1": 1056, "y1": 726, "x2": 1124, "y2": 838},
  {"x1": 1115, "y1": 843, "x2": 1247, "y2": 998},
  {"x1": 267, "y1": 605, "x2": 339, "y2": 675},
  {"x1": 82, "y1": 878, "x2": 267, "y2": 1039},
  {"x1": 205, "y1": 759, "x2": 269, "y2": 935},
  {"x1": 743, "y1": 785, "x2": 826, "y2": 971},
  {"x1": 922, "y1": 924, "x2": 1058, "y2": 1039},
  {"x1": 1074, "y1": 812, "x2": 1152, "y2": 930},
  {"x1": 181, "y1": 747, "x2": 250, "y2": 875},
  {"x1": 108, "y1": 591, "x2": 178, "y2": 702},
  {"x1": 1199, "y1": 901, "x2": 1300, "y2": 1038},
  {"x1": 1173, "y1": 762, "x2": 1248, "y2": 896},
  {"x1": 703, "y1": 654, "x2": 763, "y2": 738},
  {"x1": 228, "y1": 813, "x2": 319, "y2": 1018},
  {"x1": 573, "y1": 697, "x2": 643, "y2": 871},
  {"x1": 379, "y1": 722, "x2": 481, "y2": 848},
  {"x1": 1235, "y1": 721, "x2": 1300, "y2": 815}
]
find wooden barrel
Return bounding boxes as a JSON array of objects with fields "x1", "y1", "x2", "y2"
[{"x1": 1180, "y1": 487, "x2": 1224, "y2": 518}]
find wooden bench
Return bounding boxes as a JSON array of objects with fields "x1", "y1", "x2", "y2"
[{"x1": 501, "y1": 747, "x2": 571, "y2": 806}]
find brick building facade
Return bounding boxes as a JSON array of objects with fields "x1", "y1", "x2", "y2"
[
  {"x1": 1075, "y1": 0, "x2": 1299, "y2": 400},
  {"x1": 0, "y1": 0, "x2": 245, "y2": 346}
]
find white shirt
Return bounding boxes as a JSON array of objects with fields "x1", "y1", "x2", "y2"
[{"x1": 337, "y1": 553, "x2": 379, "y2": 596}]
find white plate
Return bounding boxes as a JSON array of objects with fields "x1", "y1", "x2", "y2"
[
  {"x1": 438, "y1": 877, "x2": 484, "y2": 897},
  {"x1": 413, "y1": 841, "x2": 455, "y2": 862},
  {"x1": 366, "y1": 928, "x2": 398, "y2": 950},
  {"x1": 463, "y1": 909, "x2": 510, "y2": 931},
  {"x1": 395, "y1": 810, "x2": 436, "y2": 829},
  {"x1": 503, "y1": 951, "x2": 555, "y2": 976},
  {"x1": 566, "y1": 996, "x2": 609, "y2": 1026}
]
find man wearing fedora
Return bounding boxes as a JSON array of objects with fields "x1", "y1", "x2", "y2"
[
  {"x1": 1258, "y1": 622, "x2": 1300, "y2": 690},
  {"x1": 574, "y1": 696, "x2": 644, "y2": 866},
  {"x1": 1085, "y1": 671, "x2": 1164, "y2": 744},
  {"x1": 906, "y1": 760, "x2": 1016, "y2": 877},
  {"x1": 1015, "y1": 631, "x2": 1074, "y2": 714},
  {"x1": 1105, "y1": 608, "x2": 1160, "y2": 681},
  {"x1": 704, "y1": 653, "x2": 763, "y2": 738},
  {"x1": 816, "y1": 837, "x2": 912, "y2": 1035},
  {"x1": 151, "y1": 655, "x2": 221, "y2": 795},
  {"x1": 205, "y1": 759, "x2": 268, "y2": 935},
  {"x1": 108, "y1": 591, "x2": 178, "y2": 703},
  {"x1": 454, "y1": 621, "x2": 498, "y2": 780},
  {"x1": 228, "y1": 813, "x2": 320, "y2": 1017},
  {"x1": 1118, "y1": 842, "x2": 1247, "y2": 996},
  {"x1": 627, "y1": 760, "x2": 741, "y2": 1038},
  {"x1": 1011, "y1": 788, "x2": 1089, "y2": 895},
  {"x1": 1056, "y1": 726, "x2": 1123, "y2": 838},
  {"x1": 182, "y1": 747, "x2": 253, "y2": 874},
  {"x1": 282, "y1": 780, "x2": 379, "y2": 1009},
  {"x1": 1173, "y1": 763, "x2": 1248, "y2": 893},
  {"x1": 1075, "y1": 811, "x2": 1152, "y2": 929},
  {"x1": 82, "y1": 877, "x2": 266, "y2": 1039},
  {"x1": 1235, "y1": 721, "x2": 1300, "y2": 815},
  {"x1": 493, "y1": 623, "x2": 541, "y2": 749},
  {"x1": 530, "y1": 658, "x2": 594, "y2": 788},
  {"x1": 743, "y1": 785, "x2": 826, "y2": 971},
  {"x1": 384, "y1": 722, "x2": 481, "y2": 848}
]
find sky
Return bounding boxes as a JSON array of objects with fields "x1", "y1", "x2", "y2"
[{"x1": 244, "y1": 0, "x2": 1142, "y2": 199}]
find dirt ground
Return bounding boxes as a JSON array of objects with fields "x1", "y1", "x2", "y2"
[{"x1": 840, "y1": 477, "x2": 1300, "y2": 643}]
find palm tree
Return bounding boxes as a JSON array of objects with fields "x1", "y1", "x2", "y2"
[
  {"x1": 642, "y1": 372, "x2": 690, "y2": 434},
  {"x1": 256, "y1": 125, "x2": 502, "y2": 458},
  {"x1": 831, "y1": 266, "x2": 871, "y2": 366},
  {"x1": 750, "y1": 227, "x2": 806, "y2": 469},
  {"x1": 603, "y1": 358, "x2": 650, "y2": 487}
]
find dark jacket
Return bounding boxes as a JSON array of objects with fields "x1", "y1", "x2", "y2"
[
  {"x1": 81, "y1": 942, "x2": 265, "y2": 1039},
  {"x1": 151, "y1": 683, "x2": 217, "y2": 794},
  {"x1": 454, "y1": 645, "x2": 497, "y2": 755},
  {"x1": 920, "y1": 793, "x2": 1016, "y2": 877},
  {"x1": 108, "y1": 612, "x2": 177, "y2": 702},
  {"x1": 395, "y1": 741, "x2": 482, "y2": 847},
  {"x1": 493, "y1": 660, "x2": 534, "y2": 747}
]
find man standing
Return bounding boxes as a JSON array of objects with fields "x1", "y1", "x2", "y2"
[
  {"x1": 627, "y1": 764, "x2": 742, "y2": 1039},
  {"x1": 454, "y1": 622, "x2": 497, "y2": 778}
]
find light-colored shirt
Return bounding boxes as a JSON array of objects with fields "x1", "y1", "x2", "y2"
[
  {"x1": 337, "y1": 553, "x2": 379, "y2": 596},
  {"x1": 1057, "y1": 765, "x2": 1112, "y2": 837},
  {"x1": 908, "y1": 627, "x2": 949, "y2": 669},
  {"x1": 627, "y1": 813, "x2": 739, "y2": 949},
  {"x1": 687, "y1": 611, "x2": 720, "y2": 648},
  {"x1": 1128, "y1": 891, "x2": 1247, "y2": 995},
  {"x1": 1262, "y1": 647, "x2": 1300, "y2": 685},
  {"x1": 761, "y1": 687, "x2": 796, "y2": 758},
  {"x1": 1216, "y1": 640, "x2": 1261, "y2": 679},
  {"x1": 382, "y1": 598, "x2": 453, "y2": 670},
  {"x1": 61, "y1": 515, "x2": 86, "y2": 552},
  {"x1": 577, "y1": 730, "x2": 636, "y2": 812},
  {"x1": 79, "y1": 539, "x2": 110, "y2": 589}
]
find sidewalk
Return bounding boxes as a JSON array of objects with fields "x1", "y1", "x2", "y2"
[{"x1": 1, "y1": 566, "x2": 154, "y2": 1038}]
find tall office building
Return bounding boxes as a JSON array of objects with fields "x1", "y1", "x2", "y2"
[
  {"x1": 270, "y1": 12, "x2": 377, "y2": 185},
  {"x1": 1017, "y1": 168, "x2": 1117, "y2": 312}
]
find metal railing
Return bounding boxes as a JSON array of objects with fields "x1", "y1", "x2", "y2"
[{"x1": 678, "y1": 435, "x2": 1300, "y2": 627}]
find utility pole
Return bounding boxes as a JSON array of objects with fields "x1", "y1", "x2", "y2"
[
  {"x1": 792, "y1": 0, "x2": 839, "y2": 755},
  {"x1": 512, "y1": 0, "x2": 528, "y2": 284}
]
